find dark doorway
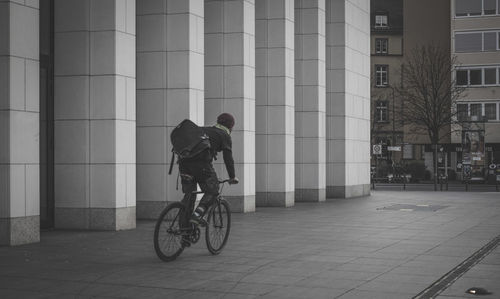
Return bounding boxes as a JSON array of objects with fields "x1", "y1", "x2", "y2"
[{"x1": 40, "y1": 0, "x2": 54, "y2": 229}]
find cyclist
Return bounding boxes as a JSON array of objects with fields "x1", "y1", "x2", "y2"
[{"x1": 178, "y1": 113, "x2": 239, "y2": 243}]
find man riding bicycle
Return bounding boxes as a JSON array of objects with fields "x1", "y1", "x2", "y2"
[{"x1": 178, "y1": 113, "x2": 239, "y2": 244}]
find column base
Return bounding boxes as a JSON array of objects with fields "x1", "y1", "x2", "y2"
[
  {"x1": 326, "y1": 184, "x2": 371, "y2": 199},
  {"x1": 55, "y1": 207, "x2": 136, "y2": 230},
  {"x1": 0, "y1": 216, "x2": 40, "y2": 246},
  {"x1": 136, "y1": 201, "x2": 171, "y2": 220},
  {"x1": 225, "y1": 195, "x2": 256, "y2": 213},
  {"x1": 295, "y1": 188, "x2": 326, "y2": 202},
  {"x1": 256, "y1": 192, "x2": 294, "y2": 207}
]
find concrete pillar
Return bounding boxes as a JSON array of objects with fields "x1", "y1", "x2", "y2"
[
  {"x1": 205, "y1": 0, "x2": 255, "y2": 212},
  {"x1": 294, "y1": 0, "x2": 326, "y2": 202},
  {"x1": 53, "y1": 0, "x2": 136, "y2": 229},
  {"x1": 0, "y1": 0, "x2": 40, "y2": 245},
  {"x1": 325, "y1": 0, "x2": 370, "y2": 198},
  {"x1": 254, "y1": 0, "x2": 294, "y2": 207},
  {"x1": 136, "y1": 0, "x2": 204, "y2": 219}
]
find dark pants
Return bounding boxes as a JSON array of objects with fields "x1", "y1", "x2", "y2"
[{"x1": 178, "y1": 158, "x2": 219, "y2": 228}]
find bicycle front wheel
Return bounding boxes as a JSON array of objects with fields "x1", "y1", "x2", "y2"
[
  {"x1": 154, "y1": 202, "x2": 186, "y2": 262},
  {"x1": 205, "y1": 199, "x2": 231, "y2": 255}
]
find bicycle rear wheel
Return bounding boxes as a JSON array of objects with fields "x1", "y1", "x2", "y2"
[
  {"x1": 154, "y1": 202, "x2": 186, "y2": 262},
  {"x1": 205, "y1": 199, "x2": 231, "y2": 255}
]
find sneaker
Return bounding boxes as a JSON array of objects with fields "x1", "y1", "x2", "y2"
[
  {"x1": 181, "y1": 236, "x2": 191, "y2": 248},
  {"x1": 189, "y1": 213, "x2": 207, "y2": 227}
]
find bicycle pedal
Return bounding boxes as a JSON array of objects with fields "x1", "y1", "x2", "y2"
[{"x1": 181, "y1": 239, "x2": 191, "y2": 248}]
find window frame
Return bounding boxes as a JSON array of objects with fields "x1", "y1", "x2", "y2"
[
  {"x1": 455, "y1": 65, "x2": 500, "y2": 87},
  {"x1": 375, "y1": 100, "x2": 389, "y2": 122},
  {"x1": 456, "y1": 101, "x2": 500, "y2": 122},
  {"x1": 375, "y1": 38, "x2": 388, "y2": 54},
  {"x1": 375, "y1": 64, "x2": 389, "y2": 87},
  {"x1": 375, "y1": 14, "x2": 388, "y2": 28},
  {"x1": 455, "y1": 0, "x2": 499, "y2": 17},
  {"x1": 454, "y1": 30, "x2": 500, "y2": 53}
]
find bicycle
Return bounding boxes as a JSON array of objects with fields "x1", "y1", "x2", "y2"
[{"x1": 153, "y1": 179, "x2": 233, "y2": 262}]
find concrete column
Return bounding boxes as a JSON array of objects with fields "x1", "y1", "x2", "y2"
[
  {"x1": 136, "y1": 0, "x2": 204, "y2": 219},
  {"x1": 53, "y1": 0, "x2": 136, "y2": 230},
  {"x1": 325, "y1": 0, "x2": 370, "y2": 198},
  {"x1": 295, "y1": 0, "x2": 326, "y2": 202},
  {"x1": 0, "y1": 1, "x2": 40, "y2": 246},
  {"x1": 254, "y1": 0, "x2": 294, "y2": 207},
  {"x1": 205, "y1": 0, "x2": 255, "y2": 212}
]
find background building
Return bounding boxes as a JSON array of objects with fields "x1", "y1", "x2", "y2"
[
  {"x1": 451, "y1": 0, "x2": 500, "y2": 182},
  {"x1": 370, "y1": 0, "x2": 451, "y2": 180},
  {"x1": 0, "y1": 0, "x2": 371, "y2": 246}
]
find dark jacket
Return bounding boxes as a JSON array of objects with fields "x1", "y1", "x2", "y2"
[{"x1": 201, "y1": 126, "x2": 235, "y2": 179}]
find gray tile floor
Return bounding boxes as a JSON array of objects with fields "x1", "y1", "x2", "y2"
[{"x1": 1, "y1": 191, "x2": 500, "y2": 298}]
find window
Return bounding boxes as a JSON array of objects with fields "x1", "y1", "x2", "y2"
[
  {"x1": 455, "y1": 0, "x2": 482, "y2": 16},
  {"x1": 375, "y1": 15, "x2": 388, "y2": 28},
  {"x1": 457, "y1": 70, "x2": 468, "y2": 85},
  {"x1": 485, "y1": 103, "x2": 497, "y2": 120},
  {"x1": 470, "y1": 103, "x2": 482, "y2": 120},
  {"x1": 375, "y1": 38, "x2": 388, "y2": 54},
  {"x1": 375, "y1": 65, "x2": 388, "y2": 87},
  {"x1": 458, "y1": 102, "x2": 500, "y2": 122},
  {"x1": 456, "y1": 66, "x2": 500, "y2": 86},
  {"x1": 484, "y1": 0, "x2": 497, "y2": 14},
  {"x1": 455, "y1": 31, "x2": 500, "y2": 52},
  {"x1": 484, "y1": 32, "x2": 497, "y2": 51},
  {"x1": 469, "y1": 69, "x2": 482, "y2": 85},
  {"x1": 455, "y1": 32, "x2": 483, "y2": 52},
  {"x1": 375, "y1": 101, "x2": 388, "y2": 122},
  {"x1": 484, "y1": 68, "x2": 497, "y2": 84},
  {"x1": 457, "y1": 104, "x2": 468, "y2": 121},
  {"x1": 455, "y1": 0, "x2": 499, "y2": 16}
]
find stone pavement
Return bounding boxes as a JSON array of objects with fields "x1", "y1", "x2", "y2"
[{"x1": 1, "y1": 191, "x2": 500, "y2": 299}]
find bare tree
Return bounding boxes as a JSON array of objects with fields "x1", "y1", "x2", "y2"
[{"x1": 394, "y1": 44, "x2": 464, "y2": 190}]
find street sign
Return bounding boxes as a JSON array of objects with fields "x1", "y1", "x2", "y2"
[
  {"x1": 373, "y1": 144, "x2": 382, "y2": 155},
  {"x1": 387, "y1": 146, "x2": 401, "y2": 151},
  {"x1": 490, "y1": 164, "x2": 497, "y2": 170}
]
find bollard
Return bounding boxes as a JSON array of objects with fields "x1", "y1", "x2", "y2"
[
  {"x1": 465, "y1": 180, "x2": 469, "y2": 191},
  {"x1": 446, "y1": 180, "x2": 449, "y2": 191},
  {"x1": 440, "y1": 180, "x2": 443, "y2": 191}
]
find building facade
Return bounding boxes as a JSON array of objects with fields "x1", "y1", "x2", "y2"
[
  {"x1": 370, "y1": 0, "x2": 452, "y2": 180},
  {"x1": 0, "y1": 0, "x2": 370, "y2": 246},
  {"x1": 451, "y1": 0, "x2": 500, "y2": 182}
]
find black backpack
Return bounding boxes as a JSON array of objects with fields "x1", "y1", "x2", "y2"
[{"x1": 168, "y1": 119, "x2": 210, "y2": 174}]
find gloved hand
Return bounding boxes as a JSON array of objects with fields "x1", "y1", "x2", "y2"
[{"x1": 228, "y1": 177, "x2": 239, "y2": 185}]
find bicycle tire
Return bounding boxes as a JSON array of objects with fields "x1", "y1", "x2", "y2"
[
  {"x1": 205, "y1": 199, "x2": 231, "y2": 255},
  {"x1": 154, "y1": 202, "x2": 186, "y2": 262}
]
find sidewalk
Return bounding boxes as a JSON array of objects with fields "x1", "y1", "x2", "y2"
[{"x1": 1, "y1": 191, "x2": 499, "y2": 299}]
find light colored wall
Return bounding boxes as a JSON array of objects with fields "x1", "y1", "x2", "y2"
[
  {"x1": 294, "y1": 0, "x2": 326, "y2": 202},
  {"x1": 136, "y1": 0, "x2": 204, "y2": 219},
  {"x1": 53, "y1": 0, "x2": 136, "y2": 230},
  {"x1": 326, "y1": 0, "x2": 371, "y2": 198},
  {"x1": 255, "y1": 0, "x2": 295, "y2": 207},
  {"x1": 0, "y1": 0, "x2": 40, "y2": 245},
  {"x1": 205, "y1": 0, "x2": 256, "y2": 212}
]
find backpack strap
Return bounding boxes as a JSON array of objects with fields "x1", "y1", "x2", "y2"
[{"x1": 168, "y1": 149, "x2": 175, "y2": 175}]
